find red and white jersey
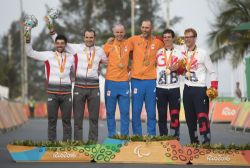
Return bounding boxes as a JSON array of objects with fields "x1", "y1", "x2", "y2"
[
  {"x1": 181, "y1": 47, "x2": 217, "y2": 87},
  {"x1": 52, "y1": 34, "x2": 107, "y2": 88},
  {"x1": 25, "y1": 43, "x2": 75, "y2": 94},
  {"x1": 156, "y1": 47, "x2": 183, "y2": 89}
]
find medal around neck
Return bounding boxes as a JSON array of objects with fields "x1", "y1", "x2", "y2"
[
  {"x1": 23, "y1": 15, "x2": 38, "y2": 38},
  {"x1": 118, "y1": 63, "x2": 125, "y2": 69},
  {"x1": 144, "y1": 60, "x2": 150, "y2": 66},
  {"x1": 46, "y1": 8, "x2": 60, "y2": 29}
]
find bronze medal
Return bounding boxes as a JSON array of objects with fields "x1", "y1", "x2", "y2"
[{"x1": 118, "y1": 63, "x2": 125, "y2": 69}]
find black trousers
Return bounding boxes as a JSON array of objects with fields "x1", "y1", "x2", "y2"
[
  {"x1": 156, "y1": 87, "x2": 180, "y2": 137},
  {"x1": 73, "y1": 87, "x2": 100, "y2": 142},
  {"x1": 47, "y1": 93, "x2": 72, "y2": 141},
  {"x1": 183, "y1": 85, "x2": 210, "y2": 144}
]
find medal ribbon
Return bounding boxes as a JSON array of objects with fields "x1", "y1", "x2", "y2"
[
  {"x1": 114, "y1": 41, "x2": 124, "y2": 62},
  {"x1": 185, "y1": 48, "x2": 196, "y2": 72},
  {"x1": 85, "y1": 47, "x2": 96, "y2": 69},
  {"x1": 55, "y1": 51, "x2": 67, "y2": 73},
  {"x1": 143, "y1": 36, "x2": 152, "y2": 63},
  {"x1": 164, "y1": 49, "x2": 173, "y2": 69}
]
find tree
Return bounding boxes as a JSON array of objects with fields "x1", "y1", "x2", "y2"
[
  {"x1": 0, "y1": 20, "x2": 46, "y2": 100},
  {"x1": 208, "y1": 0, "x2": 250, "y2": 68},
  {"x1": 0, "y1": 0, "x2": 182, "y2": 100}
]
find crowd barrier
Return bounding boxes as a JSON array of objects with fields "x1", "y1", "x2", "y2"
[
  {"x1": 230, "y1": 102, "x2": 250, "y2": 132},
  {"x1": 0, "y1": 100, "x2": 28, "y2": 132}
]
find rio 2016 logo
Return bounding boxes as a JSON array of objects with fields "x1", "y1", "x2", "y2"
[
  {"x1": 207, "y1": 155, "x2": 231, "y2": 162},
  {"x1": 53, "y1": 152, "x2": 76, "y2": 158}
]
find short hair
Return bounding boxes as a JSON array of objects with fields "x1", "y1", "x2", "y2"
[
  {"x1": 141, "y1": 19, "x2": 153, "y2": 26},
  {"x1": 55, "y1": 34, "x2": 67, "y2": 44},
  {"x1": 83, "y1": 29, "x2": 96, "y2": 37},
  {"x1": 184, "y1": 28, "x2": 197, "y2": 37},
  {"x1": 162, "y1": 29, "x2": 175, "y2": 38},
  {"x1": 112, "y1": 23, "x2": 125, "y2": 32}
]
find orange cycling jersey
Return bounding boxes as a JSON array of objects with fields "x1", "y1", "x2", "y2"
[
  {"x1": 103, "y1": 39, "x2": 131, "y2": 81},
  {"x1": 128, "y1": 35, "x2": 163, "y2": 79}
]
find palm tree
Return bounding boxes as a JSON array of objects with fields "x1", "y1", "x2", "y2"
[{"x1": 208, "y1": 0, "x2": 250, "y2": 68}]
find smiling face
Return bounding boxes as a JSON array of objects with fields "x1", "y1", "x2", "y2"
[
  {"x1": 84, "y1": 31, "x2": 95, "y2": 47},
  {"x1": 113, "y1": 25, "x2": 125, "y2": 41},
  {"x1": 163, "y1": 33, "x2": 174, "y2": 49},
  {"x1": 55, "y1": 39, "x2": 66, "y2": 53},
  {"x1": 140, "y1": 21, "x2": 152, "y2": 38},
  {"x1": 184, "y1": 31, "x2": 197, "y2": 49}
]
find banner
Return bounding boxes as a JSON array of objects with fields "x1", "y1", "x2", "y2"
[{"x1": 210, "y1": 102, "x2": 241, "y2": 122}]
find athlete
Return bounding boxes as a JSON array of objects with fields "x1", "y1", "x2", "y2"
[
  {"x1": 156, "y1": 29, "x2": 182, "y2": 138},
  {"x1": 103, "y1": 24, "x2": 131, "y2": 137},
  {"x1": 48, "y1": 23, "x2": 107, "y2": 143},
  {"x1": 182, "y1": 28, "x2": 218, "y2": 144},
  {"x1": 128, "y1": 20, "x2": 164, "y2": 136},
  {"x1": 25, "y1": 32, "x2": 74, "y2": 141}
]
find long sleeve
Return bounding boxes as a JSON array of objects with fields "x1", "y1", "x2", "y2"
[
  {"x1": 99, "y1": 47, "x2": 108, "y2": 64},
  {"x1": 204, "y1": 52, "x2": 217, "y2": 82},
  {"x1": 25, "y1": 42, "x2": 51, "y2": 61}
]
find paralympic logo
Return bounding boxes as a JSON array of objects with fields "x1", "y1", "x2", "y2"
[{"x1": 133, "y1": 145, "x2": 151, "y2": 158}]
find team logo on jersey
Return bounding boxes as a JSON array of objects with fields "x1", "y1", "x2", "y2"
[
  {"x1": 156, "y1": 53, "x2": 178, "y2": 67},
  {"x1": 203, "y1": 99, "x2": 206, "y2": 104},
  {"x1": 133, "y1": 88, "x2": 138, "y2": 94},
  {"x1": 69, "y1": 98, "x2": 72, "y2": 102},
  {"x1": 48, "y1": 98, "x2": 53, "y2": 101},
  {"x1": 107, "y1": 90, "x2": 111, "y2": 96}
]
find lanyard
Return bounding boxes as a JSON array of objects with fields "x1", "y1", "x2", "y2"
[
  {"x1": 185, "y1": 47, "x2": 196, "y2": 72},
  {"x1": 164, "y1": 48, "x2": 173, "y2": 69},
  {"x1": 55, "y1": 51, "x2": 67, "y2": 73},
  {"x1": 85, "y1": 47, "x2": 96, "y2": 69},
  {"x1": 113, "y1": 42, "x2": 123, "y2": 61}
]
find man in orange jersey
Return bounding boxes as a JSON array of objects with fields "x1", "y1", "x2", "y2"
[
  {"x1": 103, "y1": 24, "x2": 131, "y2": 137},
  {"x1": 128, "y1": 20, "x2": 164, "y2": 135}
]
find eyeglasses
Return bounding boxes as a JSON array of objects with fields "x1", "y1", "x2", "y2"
[{"x1": 184, "y1": 36, "x2": 195, "y2": 39}]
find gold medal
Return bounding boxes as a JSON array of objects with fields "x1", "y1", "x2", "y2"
[
  {"x1": 186, "y1": 71, "x2": 191, "y2": 79},
  {"x1": 118, "y1": 63, "x2": 125, "y2": 69},
  {"x1": 166, "y1": 68, "x2": 171, "y2": 75},
  {"x1": 85, "y1": 47, "x2": 95, "y2": 70},
  {"x1": 144, "y1": 60, "x2": 150, "y2": 66}
]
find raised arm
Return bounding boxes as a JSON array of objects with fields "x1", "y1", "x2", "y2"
[
  {"x1": 45, "y1": 17, "x2": 77, "y2": 54},
  {"x1": 25, "y1": 42, "x2": 52, "y2": 61},
  {"x1": 25, "y1": 31, "x2": 51, "y2": 61}
]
